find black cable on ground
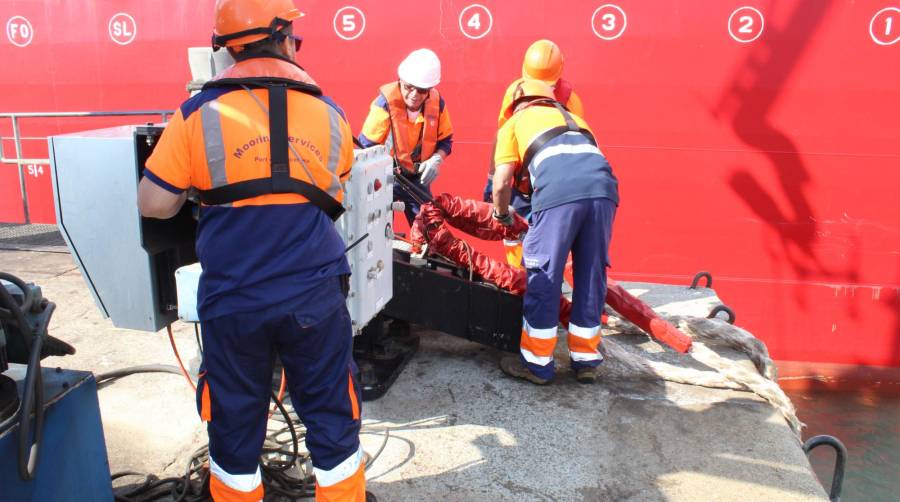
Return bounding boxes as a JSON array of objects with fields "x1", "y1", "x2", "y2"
[
  {"x1": 95, "y1": 365, "x2": 185, "y2": 389},
  {"x1": 361, "y1": 429, "x2": 390, "y2": 470},
  {"x1": 87, "y1": 365, "x2": 205, "y2": 501},
  {"x1": 193, "y1": 324, "x2": 203, "y2": 356},
  {"x1": 100, "y1": 329, "x2": 382, "y2": 500},
  {"x1": 259, "y1": 391, "x2": 317, "y2": 499},
  {"x1": 109, "y1": 384, "x2": 317, "y2": 501}
]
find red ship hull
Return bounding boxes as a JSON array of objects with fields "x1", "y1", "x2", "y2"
[{"x1": 1, "y1": 1, "x2": 898, "y2": 378}]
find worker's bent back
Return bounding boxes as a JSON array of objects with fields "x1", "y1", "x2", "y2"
[{"x1": 495, "y1": 105, "x2": 618, "y2": 214}]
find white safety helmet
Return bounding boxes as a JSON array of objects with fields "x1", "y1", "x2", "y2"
[{"x1": 397, "y1": 48, "x2": 442, "y2": 89}]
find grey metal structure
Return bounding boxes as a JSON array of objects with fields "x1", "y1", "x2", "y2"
[
  {"x1": 337, "y1": 146, "x2": 394, "y2": 334},
  {"x1": 1, "y1": 111, "x2": 171, "y2": 224},
  {"x1": 48, "y1": 123, "x2": 395, "y2": 335},
  {"x1": 48, "y1": 125, "x2": 195, "y2": 332}
]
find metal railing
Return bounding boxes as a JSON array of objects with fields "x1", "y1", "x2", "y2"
[{"x1": 0, "y1": 110, "x2": 172, "y2": 224}]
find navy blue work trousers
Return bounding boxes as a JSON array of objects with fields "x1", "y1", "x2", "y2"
[
  {"x1": 196, "y1": 278, "x2": 361, "y2": 480},
  {"x1": 520, "y1": 197, "x2": 617, "y2": 380}
]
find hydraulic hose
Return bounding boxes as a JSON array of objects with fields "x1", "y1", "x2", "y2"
[
  {"x1": 0, "y1": 271, "x2": 35, "y2": 314},
  {"x1": 1, "y1": 273, "x2": 74, "y2": 481},
  {"x1": 394, "y1": 170, "x2": 434, "y2": 206},
  {"x1": 0, "y1": 274, "x2": 35, "y2": 348},
  {"x1": 16, "y1": 300, "x2": 54, "y2": 481},
  {"x1": 95, "y1": 365, "x2": 185, "y2": 388},
  {"x1": 0, "y1": 276, "x2": 29, "y2": 438}
]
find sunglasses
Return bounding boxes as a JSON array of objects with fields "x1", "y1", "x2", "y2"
[
  {"x1": 286, "y1": 34, "x2": 303, "y2": 52},
  {"x1": 401, "y1": 81, "x2": 430, "y2": 96}
]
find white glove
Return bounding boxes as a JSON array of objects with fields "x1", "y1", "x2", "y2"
[{"x1": 418, "y1": 154, "x2": 443, "y2": 186}]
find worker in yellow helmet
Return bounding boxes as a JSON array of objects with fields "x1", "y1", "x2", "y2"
[
  {"x1": 484, "y1": 40, "x2": 586, "y2": 268},
  {"x1": 359, "y1": 49, "x2": 454, "y2": 225},
  {"x1": 138, "y1": 1, "x2": 372, "y2": 500},
  {"x1": 491, "y1": 80, "x2": 618, "y2": 385},
  {"x1": 500, "y1": 40, "x2": 585, "y2": 128}
]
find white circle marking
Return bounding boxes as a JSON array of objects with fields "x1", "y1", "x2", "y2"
[
  {"x1": 728, "y1": 7, "x2": 764, "y2": 44},
  {"x1": 870, "y1": 7, "x2": 900, "y2": 46},
  {"x1": 591, "y1": 5, "x2": 627, "y2": 41},
  {"x1": 333, "y1": 6, "x2": 366, "y2": 41},
  {"x1": 6, "y1": 16, "x2": 34, "y2": 47},
  {"x1": 459, "y1": 4, "x2": 493, "y2": 40},
  {"x1": 108, "y1": 13, "x2": 137, "y2": 45}
]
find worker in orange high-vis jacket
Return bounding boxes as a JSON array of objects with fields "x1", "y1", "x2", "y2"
[
  {"x1": 359, "y1": 49, "x2": 454, "y2": 224},
  {"x1": 492, "y1": 81, "x2": 619, "y2": 386},
  {"x1": 137, "y1": 1, "x2": 371, "y2": 501},
  {"x1": 484, "y1": 40, "x2": 586, "y2": 268}
]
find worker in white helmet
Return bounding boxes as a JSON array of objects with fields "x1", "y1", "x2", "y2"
[{"x1": 359, "y1": 48, "x2": 454, "y2": 224}]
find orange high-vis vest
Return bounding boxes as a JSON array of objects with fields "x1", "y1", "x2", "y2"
[
  {"x1": 379, "y1": 82, "x2": 441, "y2": 173},
  {"x1": 197, "y1": 56, "x2": 348, "y2": 220},
  {"x1": 212, "y1": 55, "x2": 318, "y2": 86}
]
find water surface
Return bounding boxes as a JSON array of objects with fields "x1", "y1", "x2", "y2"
[{"x1": 787, "y1": 389, "x2": 900, "y2": 501}]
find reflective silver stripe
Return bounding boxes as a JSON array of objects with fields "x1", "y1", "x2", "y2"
[
  {"x1": 313, "y1": 446, "x2": 363, "y2": 487},
  {"x1": 324, "y1": 106, "x2": 344, "y2": 198},
  {"x1": 531, "y1": 139, "x2": 603, "y2": 174},
  {"x1": 200, "y1": 101, "x2": 228, "y2": 189},
  {"x1": 523, "y1": 318, "x2": 557, "y2": 340},
  {"x1": 380, "y1": 91, "x2": 396, "y2": 155},
  {"x1": 385, "y1": 127, "x2": 395, "y2": 154},
  {"x1": 570, "y1": 351, "x2": 603, "y2": 362},
  {"x1": 521, "y1": 348, "x2": 553, "y2": 366},
  {"x1": 568, "y1": 322, "x2": 600, "y2": 339},
  {"x1": 209, "y1": 456, "x2": 261, "y2": 493}
]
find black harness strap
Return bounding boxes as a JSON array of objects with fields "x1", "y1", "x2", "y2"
[
  {"x1": 198, "y1": 80, "x2": 345, "y2": 221},
  {"x1": 199, "y1": 177, "x2": 344, "y2": 221},
  {"x1": 268, "y1": 84, "x2": 292, "y2": 192},
  {"x1": 202, "y1": 77, "x2": 322, "y2": 96},
  {"x1": 211, "y1": 17, "x2": 291, "y2": 50},
  {"x1": 516, "y1": 100, "x2": 597, "y2": 195}
]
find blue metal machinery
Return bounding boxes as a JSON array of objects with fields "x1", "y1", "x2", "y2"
[
  {"x1": 1, "y1": 275, "x2": 111, "y2": 501},
  {"x1": 0, "y1": 366, "x2": 114, "y2": 501}
]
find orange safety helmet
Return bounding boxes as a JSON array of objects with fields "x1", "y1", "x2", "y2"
[
  {"x1": 213, "y1": 0, "x2": 303, "y2": 50},
  {"x1": 510, "y1": 79, "x2": 557, "y2": 110},
  {"x1": 521, "y1": 39, "x2": 564, "y2": 85}
]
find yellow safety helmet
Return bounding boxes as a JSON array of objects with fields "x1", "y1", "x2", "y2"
[{"x1": 522, "y1": 40, "x2": 564, "y2": 85}]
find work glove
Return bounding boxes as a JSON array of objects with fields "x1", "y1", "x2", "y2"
[
  {"x1": 482, "y1": 177, "x2": 493, "y2": 202},
  {"x1": 418, "y1": 154, "x2": 443, "y2": 186},
  {"x1": 492, "y1": 208, "x2": 514, "y2": 227}
]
